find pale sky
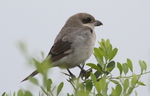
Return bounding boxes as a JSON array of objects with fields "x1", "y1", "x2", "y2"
[{"x1": 0, "y1": 0, "x2": 150, "y2": 96}]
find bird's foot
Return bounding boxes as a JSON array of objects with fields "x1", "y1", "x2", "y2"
[
  {"x1": 79, "y1": 68, "x2": 92, "y2": 80},
  {"x1": 61, "y1": 72, "x2": 75, "y2": 78},
  {"x1": 62, "y1": 69, "x2": 76, "y2": 82}
]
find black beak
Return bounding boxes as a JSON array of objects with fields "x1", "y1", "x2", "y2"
[{"x1": 94, "y1": 20, "x2": 103, "y2": 26}]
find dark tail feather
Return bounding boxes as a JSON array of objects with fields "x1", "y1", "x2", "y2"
[{"x1": 21, "y1": 70, "x2": 38, "y2": 82}]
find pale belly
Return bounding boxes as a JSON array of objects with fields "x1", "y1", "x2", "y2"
[{"x1": 52, "y1": 31, "x2": 96, "y2": 68}]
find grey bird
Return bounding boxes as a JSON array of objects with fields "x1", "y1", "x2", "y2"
[{"x1": 21, "y1": 13, "x2": 103, "y2": 82}]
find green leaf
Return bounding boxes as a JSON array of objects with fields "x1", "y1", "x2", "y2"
[
  {"x1": 122, "y1": 63, "x2": 128, "y2": 75},
  {"x1": 84, "y1": 69, "x2": 92, "y2": 79},
  {"x1": 137, "y1": 81, "x2": 146, "y2": 86},
  {"x1": 97, "y1": 63, "x2": 103, "y2": 71},
  {"x1": 67, "y1": 93, "x2": 74, "y2": 96},
  {"x1": 117, "y1": 62, "x2": 122, "y2": 75},
  {"x1": 132, "y1": 74, "x2": 137, "y2": 81},
  {"x1": 105, "y1": 39, "x2": 111, "y2": 49},
  {"x1": 96, "y1": 58, "x2": 105, "y2": 69},
  {"x1": 105, "y1": 39, "x2": 112, "y2": 55},
  {"x1": 2, "y1": 92, "x2": 6, "y2": 96},
  {"x1": 29, "y1": 77, "x2": 39, "y2": 85},
  {"x1": 127, "y1": 87, "x2": 133, "y2": 95},
  {"x1": 131, "y1": 74, "x2": 137, "y2": 87},
  {"x1": 94, "y1": 70, "x2": 102, "y2": 79},
  {"x1": 18, "y1": 41, "x2": 27, "y2": 54},
  {"x1": 80, "y1": 82, "x2": 84, "y2": 90},
  {"x1": 94, "y1": 48, "x2": 103, "y2": 62},
  {"x1": 90, "y1": 73, "x2": 97, "y2": 84},
  {"x1": 42, "y1": 56, "x2": 51, "y2": 70},
  {"x1": 124, "y1": 79, "x2": 129, "y2": 92},
  {"x1": 108, "y1": 48, "x2": 118, "y2": 61},
  {"x1": 116, "y1": 84, "x2": 122, "y2": 96},
  {"x1": 95, "y1": 76, "x2": 108, "y2": 96},
  {"x1": 87, "y1": 63, "x2": 102, "y2": 73},
  {"x1": 107, "y1": 61, "x2": 115, "y2": 68},
  {"x1": 127, "y1": 59, "x2": 133, "y2": 72},
  {"x1": 33, "y1": 56, "x2": 51, "y2": 74},
  {"x1": 76, "y1": 90, "x2": 89, "y2": 96},
  {"x1": 95, "y1": 82, "x2": 101, "y2": 93},
  {"x1": 139, "y1": 60, "x2": 144, "y2": 73},
  {"x1": 142, "y1": 61, "x2": 147, "y2": 71},
  {"x1": 32, "y1": 59, "x2": 42, "y2": 73},
  {"x1": 57, "y1": 82, "x2": 64, "y2": 96},
  {"x1": 98, "y1": 39, "x2": 105, "y2": 48},
  {"x1": 106, "y1": 66, "x2": 115, "y2": 74},
  {"x1": 46, "y1": 79, "x2": 52, "y2": 91},
  {"x1": 106, "y1": 61, "x2": 115, "y2": 73},
  {"x1": 100, "y1": 77, "x2": 107, "y2": 91},
  {"x1": 99, "y1": 47, "x2": 106, "y2": 57},
  {"x1": 24, "y1": 91, "x2": 32, "y2": 96},
  {"x1": 139, "y1": 60, "x2": 147, "y2": 72},
  {"x1": 85, "y1": 80, "x2": 93, "y2": 92},
  {"x1": 17, "y1": 90, "x2": 24, "y2": 96},
  {"x1": 111, "y1": 87, "x2": 116, "y2": 96}
]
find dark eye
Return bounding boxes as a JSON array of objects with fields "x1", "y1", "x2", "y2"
[
  {"x1": 82, "y1": 17, "x2": 92, "y2": 24},
  {"x1": 86, "y1": 18, "x2": 91, "y2": 22}
]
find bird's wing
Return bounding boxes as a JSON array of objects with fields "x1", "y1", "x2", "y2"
[
  {"x1": 48, "y1": 38, "x2": 72, "y2": 62},
  {"x1": 48, "y1": 27, "x2": 92, "y2": 62}
]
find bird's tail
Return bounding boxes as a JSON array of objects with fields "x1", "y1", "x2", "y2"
[{"x1": 21, "y1": 70, "x2": 38, "y2": 82}]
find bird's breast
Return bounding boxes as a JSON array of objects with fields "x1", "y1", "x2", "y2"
[
  {"x1": 65, "y1": 31, "x2": 96, "y2": 68},
  {"x1": 52, "y1": 31, "x2": 96, "y2": 68}
]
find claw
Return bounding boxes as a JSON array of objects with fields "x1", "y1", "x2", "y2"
[
  {"x1": 61, "y1": 69, "x2": 76, "y2": 81},
  {"x1": 80, "y1": 68, "x2": 92, "y2": 80}
]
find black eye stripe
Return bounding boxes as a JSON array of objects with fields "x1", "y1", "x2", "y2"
[{"x1": 82, "y1": 17, "x2": 92, "y2": 24}]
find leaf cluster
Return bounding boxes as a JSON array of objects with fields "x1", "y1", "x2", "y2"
[{"x1": 2, "y1": 39, "x2": 150, "y2": 96}]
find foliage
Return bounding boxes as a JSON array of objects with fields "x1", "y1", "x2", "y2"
[{"x1": 2, "y1": 39, "x2": 150, "y2": 96}]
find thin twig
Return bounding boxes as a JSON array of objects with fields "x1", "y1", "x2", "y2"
[
  {"x1": 109, "y1": 71, "x2": 150, "y2": 79},
  {"x1": 67, "y1": 78, "x2": 77, "y2": 91}
]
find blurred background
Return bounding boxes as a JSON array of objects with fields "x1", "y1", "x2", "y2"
[{"x1": 0, "y1": 0, "x2": 150, "y2": 96}]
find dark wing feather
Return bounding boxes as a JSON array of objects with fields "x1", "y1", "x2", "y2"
[
  {"x1": 48, "y1": 39, "x2": 72, "y2": 62},
  {"x1": 21, "y1": 70, "x2": 38, "y2": 82},
  {"x1": 21, "y1": 39, "x2": 72, "y2": 82}
]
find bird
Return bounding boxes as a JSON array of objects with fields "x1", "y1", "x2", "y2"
[{"x1": 21, "y1": 13, "x2": 103, "y2": 82}]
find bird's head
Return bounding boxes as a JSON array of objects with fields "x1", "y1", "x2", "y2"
[{"x1": 64, "y1": 13, "x2": 103, "y2": 29}]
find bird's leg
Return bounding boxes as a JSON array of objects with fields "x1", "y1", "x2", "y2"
[
  {"x1": 78, "y1": 64, "x2": 86, "y2": 77},
  {"x1": 62, "y1": 69, "x2": 76, "y2": 83},
  {"x1": 78, "y1": 62, "x2": 88, "y2": 79},
  {"x1": 67, "y1": 69, "x2": 75, "y2": 78},
  {"x1": 62, "y1": 69, "x2": 76, "y2": 81},
  {"x1": 78, "y1": 63, "x2": 92, "y2": 80},
  {"x1": 62, "y1": 69, "x2": 75, "y2": 77}
]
